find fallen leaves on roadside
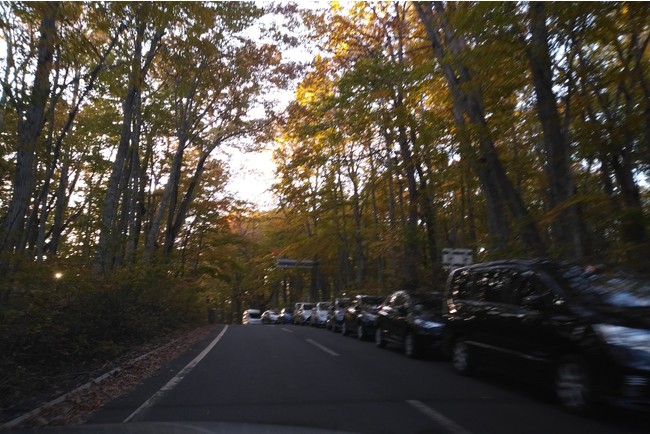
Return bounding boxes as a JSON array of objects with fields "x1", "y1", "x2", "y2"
[{"x1": 8, "y1": 324, "x2": 219, "y2": 429}]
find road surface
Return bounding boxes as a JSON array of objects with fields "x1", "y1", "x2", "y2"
[{"x1": 88, "y1": 324, "x2": 647, "y2": 434}]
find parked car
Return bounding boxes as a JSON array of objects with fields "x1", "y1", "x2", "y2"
[
  {"x1": 294, "y1": 302, "x2": 314, "y2": 325},
  {"x1": 278, "y1": 307, "x2": 294, "y2": 324},
  {"x1": 341, "y1": 295, "x2": 385, "y2": 340},
  {"x1": 375, "y1": 290, "x2": 445, "y2": 357},
  {"x1": 261, "y1": 309, "x2": 280, "y2": 324},
  {"x1": 326, "y1": 298, "x2": 350, "y2": 332},
  {"x1": 444, "y1": 259, "x2": 650, "y2": 413},
  {"x1": 310, "y1": 302, "x2": 331, "y2": 327},
  {"x1": 242, "y1": 309, "x2": 262, "y2": 325}
]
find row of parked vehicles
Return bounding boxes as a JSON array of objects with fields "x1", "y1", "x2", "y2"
[{"x1": 245, "y1": 258, "x2": 650, "y2": 414}]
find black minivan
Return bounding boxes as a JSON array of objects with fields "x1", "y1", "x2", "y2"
[{"x1": 444, "y1": 259, "x2": 650, "y2": 412}]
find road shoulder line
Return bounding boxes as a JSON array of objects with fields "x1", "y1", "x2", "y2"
[
  {"x1": 123, "y1": 325, "x2": 229, "y2": 423},
  {"x1": 407, "y1": 399, "x2": 473, "y2": 434}
]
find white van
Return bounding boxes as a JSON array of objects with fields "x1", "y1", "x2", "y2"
[{"x1": 242, "y1": 309, "x2": 262, "y2": 325}]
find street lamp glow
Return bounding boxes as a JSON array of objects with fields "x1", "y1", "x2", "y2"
[{"x1": 54, "y1": 272, "x2": 63, "y2": 280}]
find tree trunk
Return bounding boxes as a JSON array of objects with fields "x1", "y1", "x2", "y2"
[
  {"x1": 164, "y1": 149, "x2": 207, "y2": 254},
  {"x1": 527, "y1": 2, "x2": 583, "y2": 258},
  {"x1": 97, "y1": 14, "x2": 164, "y2": 272},
  {"x1": 0, "y1": 3, "x2": 59, "y2": 255},
  {"x1": 95, "y1": 21, "x2": 143, "y2": 273},
  {"x1": 415, "y1": 1, "x2": 546, "y2": 257}
]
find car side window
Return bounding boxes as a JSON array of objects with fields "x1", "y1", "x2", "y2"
[
  {"x1": 514, "y1": 272, "x2": 554, "y2": 309},
  {"x1": 393, "y1": 293, "x2": 407, "y2": 308},
  {"x1": 481, "y1": 269, "x2": 504, "y2": 303},
  {"x1": 453, "y1": 269, "x2": 486, "y2": 301},
  {"x1": 499, "y1": 269, "x2": 520, "y2": 305},
  {"x1": 474, "y1": 272, "x2": 489, "y2": 301},
  {"x1": 451, "y1": 269, "x2": 471, "y2": 299}
]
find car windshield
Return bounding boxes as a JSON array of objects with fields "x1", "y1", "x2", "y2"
[
  {"x1": 303, "y1": 304, "x2": 314, "y2": 310},
  {"x1": 410, "y1": 294, "x2": 442, "y2": 312},
  {"x1": 360, "y1": 296, "x2": 384, "y2": 308},
  {"x1": 555, "y1": 264, "x2": 650, "y2": 307},
  {"x1": 248, "y1": 312, "x2": 261, "y2": 319},
  {"x1": 318, "y1": 303, "x2": 331, "y2": 310}
]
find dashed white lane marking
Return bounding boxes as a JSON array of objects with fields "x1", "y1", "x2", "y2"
[
  {"x1": 306, "y1": 338, "x2": 340, "y2": 356},
  {"x1": 281, "y1": 327, "x2": 294, "y2": 333},
  {"x1": 123, "y1": 325, "x2": 229, "y2": 423},
  {"x1": 407, "y1": 399, "x2": 474, "y2": 434}
]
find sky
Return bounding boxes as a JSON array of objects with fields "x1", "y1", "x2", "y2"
[
  {"x1": 224, "y1": 145, "x2": 278, "y2": 210},
  {"x1": 221, "y1": 3, "x2": 322, "y2": 211}
]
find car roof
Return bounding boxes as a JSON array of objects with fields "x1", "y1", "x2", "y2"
[{"x1": 454, "y1": 258, "x2": 557, "y2": 271}]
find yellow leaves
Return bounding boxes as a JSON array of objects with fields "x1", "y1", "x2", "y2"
[
  {"x1": 296, "y1": 87, "x2": 317, "y2": 105},
  {"x1": 330, "y1": 1, "x2": 344, "y2": 13}
]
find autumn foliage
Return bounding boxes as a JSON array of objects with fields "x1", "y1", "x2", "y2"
[{"x1": 0, "y1": 0, "x2": 650, "y2": 413}]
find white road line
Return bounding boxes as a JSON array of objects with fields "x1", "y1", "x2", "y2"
[
  {"x1": 407, "y1": 400, "x2": 473, "y2": 434},
  {"x1": 123, "y1": 325, "x2": 229, "y2": 423},
  {"x1": 305, "y1": 338, "x2": 340, "y2": 356},
  {"x1": 281, "y1": 327, "x2": 294, "y2": 333}
]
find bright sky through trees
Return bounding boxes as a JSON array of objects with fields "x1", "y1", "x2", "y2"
[{"x1": 225, "y1": 145, "x2": 277, "y2": 209}]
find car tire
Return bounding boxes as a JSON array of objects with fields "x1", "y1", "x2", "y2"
[
  {"x1": 375, "y1": 327, "x2": 386, "y2": 348},
  {"x1": 357, "y1": 324, "x2": 365, "y2": 340},
  {"x1": 341, "y1": 322, "x2": 349, "y2": 336},
  {"x1": 404, "y1": 331, "x2": 418, "y2": 358},
  {"x1": 451, "y1": 339, "x2": 473, "y2": 375},
  {"x1": 555, "y1": 355, "x2": 592, "y2": 414}
]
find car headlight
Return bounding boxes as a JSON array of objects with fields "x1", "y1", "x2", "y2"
[
  {"x1": 594, "y1": 324, "x2": 650, "y2": 352},
  {"x1": 414, "y1": 318, "x2": 444, "y2": 329}
]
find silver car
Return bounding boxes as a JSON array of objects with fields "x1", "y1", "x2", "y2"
[
  {"x1": 294, "y1": 302, "x2": 314, "y2": 325},
  {"x1": 310, "y1": 302, "x2": 331, "y2": 327}
]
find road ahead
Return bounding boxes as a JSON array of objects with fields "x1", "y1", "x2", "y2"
[{"x1": 89, "y1": 324, "x2": 647, "y2": 434}]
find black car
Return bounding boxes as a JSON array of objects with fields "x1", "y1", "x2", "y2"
[
  {"x1": 341, "y1": 295, "x2": 385, "y2": 340},
  {"x1": 444, "y1": 259, "x2": 650, "y2": 413},
  {"x1": 374, "y1": 290, "x2": 445, "y2": 358}
]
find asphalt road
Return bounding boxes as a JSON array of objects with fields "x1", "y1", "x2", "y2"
[{"x1": 88, "y1": 324, "x2": 648, "y2": 434}]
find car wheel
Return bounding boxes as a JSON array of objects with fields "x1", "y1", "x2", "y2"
[
  {"x1": 555, "y1": 356, "x2": 592, "y2": 414},
  {"x1": 357, "y1": 324, "x2": 365, "y2": 340},
  {"x1": 375, "y1": 327, "x2": 386, "y2": 348},
  {"x1": 404, "y1": 331, "x2": 418, "y2": 358},
  {"x1": 451, "y1": 339, "x2": 472, "y2": 375},
  {"x1": 341, "y1": 322, "x2": 348, "y2": 336}
]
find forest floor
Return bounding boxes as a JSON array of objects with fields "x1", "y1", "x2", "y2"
[{"x1": 0, "y1": 324, "x2": 219, "y2": 429}]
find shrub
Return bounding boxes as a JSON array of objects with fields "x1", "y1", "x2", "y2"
[{"x1": 0, "y1": 260, "x2": 206, "y2": 409}]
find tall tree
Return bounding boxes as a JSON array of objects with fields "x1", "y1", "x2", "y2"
[
  {"x1": 414, "y1": 1, "x2": 546, "y2": 256},
  {"x1": 95, "y1": 3, "x2": 167, "y2": 273},
  {"x1": 526, "y1": 1, "x2": 584, "y2": 258},
  {"x1": 0, "y1": 3, "x2": 60, "y2": 256}
]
